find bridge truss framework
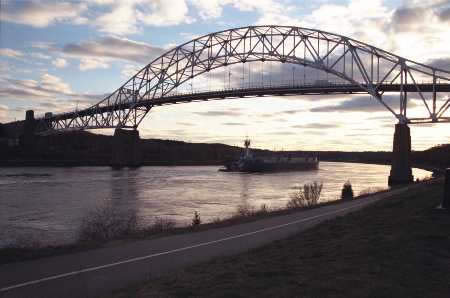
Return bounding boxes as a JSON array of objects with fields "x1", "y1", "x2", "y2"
[{"x1": 36, "y1": 25, "x2": 450, "y2": 133}]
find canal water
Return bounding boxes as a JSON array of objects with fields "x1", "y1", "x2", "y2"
[{"x1": 0, "y1": 163, "x2": 430, "y2": 247}]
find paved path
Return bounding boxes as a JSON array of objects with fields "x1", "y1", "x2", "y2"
[{"x1": 0, "y1": 185, "x2": 417, "y2": 298}]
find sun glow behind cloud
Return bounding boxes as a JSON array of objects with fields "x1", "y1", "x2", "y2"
[{"x1": 0, "y1": 0, "x2": 449, "y2": 151}]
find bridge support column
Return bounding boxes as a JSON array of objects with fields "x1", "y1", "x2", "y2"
[
  {"x1": 111, "y1": 128, "x2": 142, "y2": 167},
  {"x1": 388, "y1": 123, "x2": 413, "y2": 185},
  {"x1": 21, "y1": 110, "x2": 36, "y2": 149}
]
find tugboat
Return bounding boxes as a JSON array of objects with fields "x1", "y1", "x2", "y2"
[{"x1": 221, "y1": 138, "x2": 319, "y2": 172}]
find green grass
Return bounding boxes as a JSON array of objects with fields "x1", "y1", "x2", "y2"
[{"x1": 110, "y1": 180, "x2": 450, "y2": 298}]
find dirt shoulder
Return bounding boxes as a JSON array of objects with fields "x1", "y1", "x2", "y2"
[{"x1": 109, "y1": 179, "x2": 450, "y2": 298}]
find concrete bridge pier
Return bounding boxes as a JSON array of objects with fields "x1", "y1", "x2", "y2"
[
  {"x1": 21, "y1": 110, "x2": 36, "y2": 149},
  {"x1": 388, "y1": 123, "x2": 414, "y2": 185},
  {"x1": 111, "y1": 128, "x2": 142, "y2": 167}
]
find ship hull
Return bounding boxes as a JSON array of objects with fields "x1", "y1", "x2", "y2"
[{"x1": 222, "y1": 159, "x2": 319, "y2": 173}]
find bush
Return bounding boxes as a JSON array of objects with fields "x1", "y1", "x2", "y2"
[
  {"x1": 257, "y1": 204, "x2": 269, "y2": 215},
  {"x1": 234, "y1": 203, "x2": 271, "y2": 218},
  {"x1": 341, "y1": 181, "x2": 354, "y2": 200},
  {"x1": 235, "y1": 203, "x2": 255, "y2": 217},
  {"x1": 145, "y1": 217, "x2": 176, "y2": 234},
  {"x1": 78, "y1": 206, "x2": 138, "y2": 242},
  {"x1": 210, "y1": 217, "x2": 223, "y2": 224},
  {"x1": 192, "y1": 211, "x2": 201, "y2": 227},
  {"x1": 287, "y1": 181, "x2": 323, "y2": 208}
]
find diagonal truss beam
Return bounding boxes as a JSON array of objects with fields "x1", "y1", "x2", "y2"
[{"x1": 36, "y1": 25, "x2": 450, "y2": 133}]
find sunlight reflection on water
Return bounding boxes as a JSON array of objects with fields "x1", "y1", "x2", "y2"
[{"x1": 0, "y1": 163, "x2": 431, "y2": 246}]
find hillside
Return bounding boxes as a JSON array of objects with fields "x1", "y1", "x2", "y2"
[{"x1": 0, "y1": 131, "x2": 448, "y2": 168}]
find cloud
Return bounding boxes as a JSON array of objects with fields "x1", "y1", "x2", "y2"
[
  {"x1": 193, "y1": 110, "x2": 243, "y2": 117},
  {"x1": 79, "y1": 57, "x2": 109, "y2": 71},
  {"x1": 0, "y1": 74, "x2": 72, "y2": 98},
  {"x1": 59, "y1": 36, "x2": 165, "y2": 71},
  {"x1": 389, "y1": 2, "x2": 450, "y2": 33},
  {"x1": 292, "y1": 123, "x2": 339, "y2": 129},
  {"x1": 40, "y1": 73, "x2": 72, "y2": 94},
  {"x1": 439, "y1": 7, "x2": 450, "y2": 21},
  {"x1": 250, "y1": 0, "x2": 445, "y2": 65},
  {"x1": 93, "y1": 1, "x2": 139, "y2": 35},
  {"x1": 310, "y1": 95, "x2": 417, "y2": 113},
  {"x1": 259, "y1": 108, "x2": 309, "y2": 118},
  {"x1": 179, "y1": 32, "x2": 201, "y2": 41},
  {"x1": 260, "y1": 0, "x2": 390, "y2": 48},
  {"x1": 31, "y1": 41, "x2": 55, "y2": 50},
  {"x1": 222, "y1": 122, "x2": 246, "y2": 126},
  {"x1": 391, "y1": 7, "x2": 424, "y2": 32},
  {"x1": 62, "y1": 36, "x2": 165, "y2": 64},
  {"x1": 427, "y1": 57, "x2": 450, "y2": 70},
  {"x1": 278, "y1": 109, "x2": 305, "y2": 115},
  {"x1": 137, "y1": 0, "x2": 194, "y2": 26},
  {"x1": 408, "y1": 0, "x2": 449, "y2": 6},
  {"x1": 1, "y1": 0, "x2": 194, "y2": 36},
  {"x1": 86, "y1": 0, "x2": 116, "y2": 4},
  {"x1": 121, "y1": 64, "x2": 141, "y2": 79},
  {"x1": 176, "y1": 121, "x2": 195, "y2": 126},
  {"x1": 367, "y1": 115, "x2": 397, "y2": 121},
  {"x1": 385, "y1": 1, "x2": 450, "y2": 60},
  {"x1": 190, "y1": 0, "x2": 224, "y2": 19},
  {"x1": 0, "y1": 1, "x2": 87, "y2": 28},
  {"x1": 191, "y1": 0, "x2": 289, "y2": 21},
  {"x1": 266, "y1": 131, "x2": 297, "y2": 136},
  {"x1": 0, "y1": 48, "x2": 23, "y2": 58},
  {"x1": 0, "y1": 74, "x2": 105, "y2": 116},
  {"x1": 52, "y1": 58, "x2": 68, "y2": 68},
  {"x1": 31, "y1": 52, "x2": 51, "y2": 60},
  {"x1": 0, "y1": 104, "x2": 9, "y2": 122},
  {"x1": 90, "y1": 0, "x2": 193, "y2": 35},
  {"x1": 345, "y1": 132, "x2": 389, "y2": 137}
]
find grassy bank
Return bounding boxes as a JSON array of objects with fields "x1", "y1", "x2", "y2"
[{"x1": 109, "y1": 180, "x2": 450, "y2": 298}]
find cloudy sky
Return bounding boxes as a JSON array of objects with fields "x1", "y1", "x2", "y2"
[{"x1": 1, "y1": 0, "x2": 449, "y2": 151}]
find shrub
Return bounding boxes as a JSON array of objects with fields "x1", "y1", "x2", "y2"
[
  {"x1": 78, "y1": 206, "x2": 138, "y2": 242},
  {"x1": 146, "y1": 217, "x2": 176, "y2": 234},
  {"x1": 257, "y1": 204, "x2": 269, "y2": 215},
  {"x1": 192, "y1": 211, "x2": 201, "y2": 227},
  {"x1": 235, "y1": 203, "x2": 255, "y2": 217},
  {"x1": 210, "y1": 217, "x2": 223, "y2": 224},
  {"x1": 341, "y1": 181, "x2": 354, "y2": 200},
  {"x1": 287, "y1": 181, "x2": 323, "y2": 208}
]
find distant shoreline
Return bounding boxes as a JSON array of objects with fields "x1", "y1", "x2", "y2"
[
  {"x1": 1, "y1": 133, "x2": 448, "y2": 170},
  {"x1": 0, "y1": 159, "x2": 441, "y2": 175}
]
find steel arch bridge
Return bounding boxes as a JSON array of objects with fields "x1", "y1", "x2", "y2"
[{"x1": 37, "y1": 25, "x2": 450, "y2": 133}]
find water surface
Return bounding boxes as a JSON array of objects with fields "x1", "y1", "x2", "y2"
[{"x1": 0, "y1": 163, "x2": 430, "y2": 246}]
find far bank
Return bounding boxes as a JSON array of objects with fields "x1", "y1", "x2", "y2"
[{"x1": 1, "y1": 131, "x2": 449, "y2": 171}]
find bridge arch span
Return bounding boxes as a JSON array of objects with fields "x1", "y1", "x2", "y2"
[{"x1": 40, "y1": 25, "x2": 450, "y2": 132}]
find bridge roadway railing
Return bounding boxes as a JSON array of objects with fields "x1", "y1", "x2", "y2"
[
  {"x1": 2, "y1": 82, "x2": 448, "y2": 137},
  {"x1": 38, "y1": 82, "x2": 450, "y2": 121}
]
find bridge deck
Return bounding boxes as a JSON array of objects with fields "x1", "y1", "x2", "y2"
[{"x1": 44, "y1": 83, "x2": 450, "y2": 121}]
